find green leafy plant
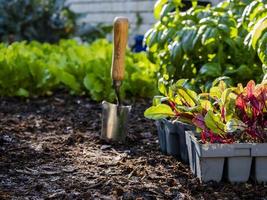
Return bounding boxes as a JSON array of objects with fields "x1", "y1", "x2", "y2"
[
  {"x1": 144, "y1": 78, "x2": 202, "y2": 124},
  {"x1": 241, "y1": 1, "x2": 267, "y2": 78},
  {"x1": 226, "y1": 80, "x2": 267, "y2": 142},
  {"x1": 145, "y1": 0, "x2": 264, "y2": 90},
  {"x1": 0, "y1": 0, "x2": 75, "y2": 43},
  {"x1": 0, "y1": 39, "x2": 158, "y2": 100},
  {"x1": 144, "y1": 78, "x2": 267, "y2": 143}
]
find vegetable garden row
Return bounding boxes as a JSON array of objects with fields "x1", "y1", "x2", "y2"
[{"x1": 0, "y1": 39, "x2": 157, "y2": 101}]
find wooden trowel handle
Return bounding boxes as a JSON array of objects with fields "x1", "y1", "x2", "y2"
[{"x1": 111, "y1": 17, "x2": 129, "y2": 81}]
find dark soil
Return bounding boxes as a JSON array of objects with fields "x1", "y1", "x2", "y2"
[{"x1": 0, "y1": 92, "x2": 266, "y2": 200}]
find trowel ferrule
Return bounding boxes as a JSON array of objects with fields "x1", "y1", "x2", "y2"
[{"x1": 113, "y1": 80, "x2": 122, "y2": 106}]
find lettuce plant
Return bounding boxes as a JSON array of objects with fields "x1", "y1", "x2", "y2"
[{"x1": 0, "y1": 39, "x2": 158, "y2": 100}]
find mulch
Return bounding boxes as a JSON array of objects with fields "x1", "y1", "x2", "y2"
[{"x1": 0, "y1": 92, "x2": 266, "y2": 200}]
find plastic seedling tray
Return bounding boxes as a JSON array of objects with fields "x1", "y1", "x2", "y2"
[
  {"x1": 164, "y1": 120, "x2": 180, "y2": 158},
  {"x1": 176, "y1": 122, "x2": 195, "y2": 164},
  {"x1": 186, "y1": 131, "x2": 253, "y2": 183},
  {"x1": 156, "y1": 119, "x2": 194, "y2": 161},
  {"x1": 155, "y1": 119, "x2": 180, "y2": 157},
  {"x1": 185, "y1": 130, "x2": 195, "y2": 173},
  {"x1": 251, "y1": 143, "x2": 267, "y2": 183},
  {"x1": 227, "y1": 145, "x2": 252, "y2": 183},
  {"x1": 186, "y1": 131, "x2": 225, "y2": 182},
  {"x1": 155, "y1": 120, "x2": 167, "y2": 154}
]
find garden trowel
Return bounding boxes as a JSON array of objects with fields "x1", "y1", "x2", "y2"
[{"x1": 101, "y1": 17, "x2": 131, "y2": 143}]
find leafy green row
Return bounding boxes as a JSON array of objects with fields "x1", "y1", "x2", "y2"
[
  {"x1": 145, "y1": 0, "x2": 265, "y2": 91},
  {"x1": 0, "y1": 39, "x2": 158, "y2": 101}
]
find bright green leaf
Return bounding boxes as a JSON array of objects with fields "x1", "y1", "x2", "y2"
[
  {"x1": 175, "y1": 86, "x2": 198, "y2": 107},
  {"x1": 60, "y1": 71, "x2": 80, "y2": 92},
  {"x1": 144, "y1": 104, "x2": 175, "y2": 120},
  {"x1": 252, "y1": 16, "x2": 267, "y2": 49},
  {"x1": 204, "y1": 110, "x2": 226, "y2": 136},
  {"x1": 154, "y1": 0, "x2": 168, "y2": 20}
]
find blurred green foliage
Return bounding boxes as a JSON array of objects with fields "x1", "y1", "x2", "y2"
[
  {"x1": 145, "y1": 0, "x2": 266, "y2": 91},
  {"x1": 0, "y1": 0, "x2": 113, "y2": 43},
  {"x1": 242, "y1": 0, "x2": 267, "y2": 79},
  {"x1": 0, "y1": 39, "x2": 158, "y2": 101},
  {"x1": 0, "y1": 0, "x2": 76, "y2": 43}
]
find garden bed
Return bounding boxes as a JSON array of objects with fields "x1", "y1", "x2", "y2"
[{"x1": 0, "y1": 92, "x2": 267, "y2": 199}]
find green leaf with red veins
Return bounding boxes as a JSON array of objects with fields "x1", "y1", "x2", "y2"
[
  {"x1": 218, "y1": 80, "x2": 227, "y2": 92},
  {"x1": 209, "y1": 86, "x2": 222, "y2": 100},
  {"x1": 204, "y1": 110, "x2": 226, "y2": 137},
  {"x1": 220, "y1": 88, "x2": 237, "y2": 121},
  {"x1": 174, "y1": 95, "x2": 183, "y2": 105},
  {"x1": 221, "y1": 88, "x2": 236, "y2": 106},
  {"x1": 175, "y1": 86, "x2": 198, "y2": 107},
  {"x1": 200, "y1": 99, "x2": 213, "y2": 111},
  {"x1": 209, "y1": 80, "x2": 228, "y2": 100},
  {"x1": 172, "y1": 79, "x2": 190, "y2": 105},
  {"x1": 234, "y1": 83, "x2": 244, "y2": 95}
]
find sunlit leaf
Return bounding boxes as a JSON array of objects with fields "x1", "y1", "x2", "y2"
[
  {"x1": 158, "y1": 77, "x2": 168, "y2": 96},
  {"x1": 144, "y1": 104, "x2": 175, "y2": 120},
  {"x1": 200, "y1": 99, "x2": 213, "y2": 111},
  {"x1": 154, "y1": 0, "x2": 168, "y2": 20},
  {"x1": 153, "y1": 95, "x2": 164, "y2": 106},
  {"x1": 175, "y1": 86, "x2": 198, "y2": 107},
  {"x1": 251, "y1": 16, "x2": 267, "y2": 49},
  {"x1": 204, "y1": 111, "x2": 226, "y2": 136}
]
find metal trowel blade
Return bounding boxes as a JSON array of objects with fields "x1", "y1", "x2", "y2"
[{"x1": 101, "y1": 101, "x2": 131, "y2": 142}]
